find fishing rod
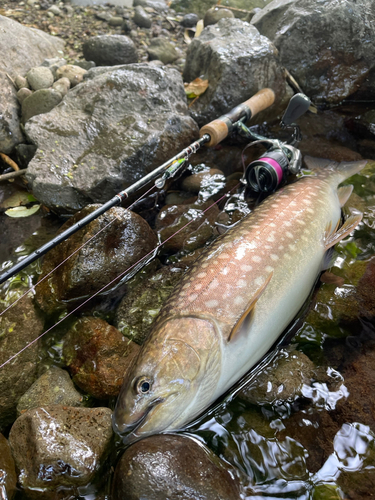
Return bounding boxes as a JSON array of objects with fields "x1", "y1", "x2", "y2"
[{"x1": 0, "y1": 88, "x2": 275, "y2": 286}]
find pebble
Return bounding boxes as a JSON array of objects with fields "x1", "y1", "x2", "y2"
[
  {"x1": 48, "y1": 5, "x2": 62, "y2": 16},
  {"x1": 95, "y1": 11, "x2": 111, "y2": 21},
  {"x1": 26, "y1": 66, "x2": 54, "y2": 90},
  {"x1": 181, "y1": 168, "x2": 225, "y2": 194},
  {"x1": 147, "y1": 37, "x2": 179, "y2": 64},
  {"x1": 55, "y1": 64, "x2": 87, "y2": 87},
  {"x1": 21, "y1": 88, "x2": 62, "y2": 123},
  {"x1": 14, "y1": 74, "x2": 29, "y2": 90},
  {"x1": 133, "y1": 5, "x2": 152, "y2": 29},
  {"x1": 40, "y1": 56, "x2": 67, "y2": 78},
  {"x1": 108, "y1": 16, "x2": 124, "y2": 27},
  {"x1": 82, "y1": 35, "x2": 138, "y2": 66},
  {"x1": 181, "y1": 13, "x2": 199, "y2": 28},
  {"x1": 17, "y1": 87, "x2": 32, "y2": 104},
  {"x1": 52, "y1": 76, "x2": 70, "y2": 96},
  {"x1": 204, "y1": 7, "x2": 235, "y2": 26}
]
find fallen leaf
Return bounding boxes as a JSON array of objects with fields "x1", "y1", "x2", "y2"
[
  {"x1": 5, "y1": 205, "x2": 41, "y2": 218},
  {"x1": 184, "y1": 78, "x2": 208, "y2": 99},
  {"x1": 184, "y1": 28, "x2": 192, "y2": 45},
  {"x1": 1, "y1": 191, "x2": 37, "y2": 209},
  {"x1": 195, "y1": 19, "x2": 204, "y2": 38}
]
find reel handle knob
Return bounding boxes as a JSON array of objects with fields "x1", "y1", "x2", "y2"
[{"x1": 199, "y1": 88, "x2": 275, "y2": 147}]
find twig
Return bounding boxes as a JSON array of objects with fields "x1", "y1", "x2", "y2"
[
  {"x1": 0, "y1": 152, "x2": 19, "y2": 171},
  {"x1": 0, "y1": 169, "x2": 27, "y2": 182}
]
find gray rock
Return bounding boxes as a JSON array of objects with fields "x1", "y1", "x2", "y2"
[
  {"x1": 112, "y1": 434, "x2": 241, "y2": 500},
  {"x1": 183, "y1": 18, "x2": 289, "y2": 127},
  {"x1": 83, "y1": 35, "x2": 138, "y2": 66},
  {"x1": 180, "y1": 13, "x2": 199, "y2": 27},
  {"x1": 109, "y1": 16, "x2": 125, "y2": 26},
  {"x1": 133, "y1": 5, "x2": 152, "y2": 28},
  {"x1": 17, "y1": 367, "x2": 85, "y2": 416},
  {"x1": 40, "y1": 56, "x2": 67, "y2": 78},
  {"x1": 14, "y1": 75, "x2": 29, "y2": 90},
  {"x1": 26, "y1": 66, "x2": 54, "y2": 90},
  {"x1": 204, "y1": 6, "x2": 235, "y2": 25},
  {"x1": 9, "y1": 406, "x2": 113, "y2": 494},
  {"x1": 55, "y1": 64, "x2": 87, "y2": 87},
  {"x1": 35, "y1": 205, "x2": 158, "y2": 313},
  {"x1": 0, "y1": 434, "x2": 17, "y2": 500},
  {"x1": 15, "y1": 143, "x2": 37, "y2": 168},
  {"x1": 134, "y1": 0, "x2": 168, "y2": 11},
  {"x1": 251, "y1": 0, "x2": 375, "y2": 103},
  {"x1": 0, "y1": 295, "x2": 44, "y2": 431},
  {"x1": 25, "y1": 64, "x2": 199, "y2": 213},
  {"x1": 0, "y1": 16, "x2": 64, "y2": 155},
  {"x1": 73, "y1": 59, "x2": 96, "y2": 70},
  {"x1": 48, "y1": 5, "x2": 62, "y2": 15},
  {"x1": 95, "y1": 11, "x2": 112, "y2": 21},
  {"x1": 17, "y1": 87, "x2": 32, "y2": 104},
  {"x1": 22, "y1": 88, "x2": 62, "y2": 123},
  {"x1": 52, "y1": 76, "x2": 71, "y2": 96},
  {"x1": 147, "y1": 37, "x2": 179, "y2": 64}
]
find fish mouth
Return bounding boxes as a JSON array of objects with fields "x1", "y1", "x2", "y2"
[{"x1": 112, "y1": 397, "x2": 164, "y2": 444}]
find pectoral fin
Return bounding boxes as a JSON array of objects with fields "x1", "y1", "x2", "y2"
[
  {"x1": 228, "y1": 272, "x2": 273, "y2": 342},
  {"x1": 324, "y1": 213, "x2": 362, "y2": 251},
  {"x1": 337, "y1": 185, "x2": 353, "y2": 207}
]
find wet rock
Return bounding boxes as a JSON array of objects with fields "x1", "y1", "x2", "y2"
[
  {"x1": 300, "y1": 138, "x2": 363, "y2": 163},
  {"x1": 9, "y1": 406, "x2": 113, "y2": 496},
  {"x1": 21, "y1": 88, "x2": 62, "y2": 123},
  {"x1": 40, "y1": 57, "x2": 67, "y2": 79},
  {"x1": 17, "y1": 87, "x2": 32, "y2": 104},
  {"x1": 15, "y1": 75, "x2": 29, "y2": 90},
  {"x1": 52, "y1": 76, "x2": 71, "y2": 96},
  {"x1": 357, "y1": 257, "x2": 375, "y2": 318},
  {"x1": 35, "y1": 205, "x2": 158, "y2": 314},
  {"x1": 115, "y1": 264, "x2": 183, "y2": 344},
  {"x1": 251, "y1": 0, "x2": 375, "y2": 103},
  {"x1": 26, "y1": 66, "x2": 54, "y2": 90},
  {"x1": 239, "y1": 348, "x2": 316, "y2": 405},
  {"x1": 17, "y1": 366, "x2": 85, "y2": 416},
  {"x1": 133, "y1": 5, "x2": 152, "y2": 28},
  {"x1": 0, "y1": 433, "x2": 17, "y2": 500},
  {"x1": 180, "y1": 13, "x2": 199, "y2": 28},
  {"x1": 63, "y1": 317, "x2": 141, "y2": 399},
  {"x1": 73, "y1": 60, "x2": 96, "y2": 71},
  {"x1": 181, "y1": 167, "x2": 225, "y2": 194},
  {"x1": 0, "y1": 73, "x2": 25, "y2": 155},
  {"x1": 204, "y1": 7, "x2": 235, "y2": 25},
  {"x1": 147, "y1": 37, "x2": 179, "y2": 64},
  {"x1": 0, "y1": 294, "x2": 44, "y2": 431},
  {"x1": 25, "y1": 64, "x2": 199, "y2": 213},
  {"x1": 183, "y1": 18, "x2": 288, "y2": 127},
  {"x1": 83, "y1": 35, "x2": 138, "y2": 66},
  {"x1": 15, "y1": 143, "x2": 37, "y2": 168},
  {"x1": 55, "y1": 63, "x2": 87, "y2": 87},
  {"x1": 112, "y1": 434, "x2": 241, "y2": 500},
  {"x1": 156, "y1": 199, "x2": 219, "y2": 254}
]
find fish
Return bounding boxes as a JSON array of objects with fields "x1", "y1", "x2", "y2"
[{"x1": 113, "y1": 157, "x2": 366, "y2": 443}]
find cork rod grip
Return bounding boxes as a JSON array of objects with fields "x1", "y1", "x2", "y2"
[{"x1": 199, "y1": 88, "x2": 275, "y2": 147}]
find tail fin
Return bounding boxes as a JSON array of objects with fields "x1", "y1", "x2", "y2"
[{"x1": 304, "y1": 156, "x2": 367, "y2": 183}]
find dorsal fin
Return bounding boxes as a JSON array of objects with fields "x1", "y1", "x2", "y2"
[
  {"x1": 337, "y1": 185, "x2": 353, "y2": 207},
  {"x1": 228, "y1": 272, "x2": 273, "y2": 342},
  {"x1": 324, "y1": 213, "x2": 363, "y2": 251}
]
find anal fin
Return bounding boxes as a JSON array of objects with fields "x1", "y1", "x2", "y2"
[
  {"x1": 324, "y1": 213, "x2": 362, "y2": 251},
  {"x1": 228, "y1": 272, "x2": 273, "y2": 342}
]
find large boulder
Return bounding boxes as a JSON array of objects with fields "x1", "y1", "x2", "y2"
[
  {"x1": 251, "y1": 0, "x2": 375, "y2": 103},
  {"x1": 183, "y1": 18, "x2": 289, "y2": 127},
  {"x1": 25, "y1": 64, "x2": 199, "y2": 214},
  {"x1": 0, "y1": 15, "x2": 65, "y2": 155}
]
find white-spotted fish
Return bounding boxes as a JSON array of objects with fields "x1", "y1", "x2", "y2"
[{"x1": 113, "y1": 157, "x2": 366, "y2": 443}]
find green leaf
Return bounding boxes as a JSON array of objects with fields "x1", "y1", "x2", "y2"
[{"x1": 5, "y1": 205, "x2": 41, "y2": 218}]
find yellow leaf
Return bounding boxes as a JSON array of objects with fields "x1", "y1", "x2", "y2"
[
  {"x1": 195, "y1": 19, "x2": 204, "y2": 38},
  {"x1": 184, "y1": 78, "x2": 209, "y2": 99}
]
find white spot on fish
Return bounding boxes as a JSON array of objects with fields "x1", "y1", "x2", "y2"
[
  {"x1": 241, "y1": 264, "x2": 253, "y2": 272},
  {"x1": 270, "y1": 254, "x2": 279, "y2": 261},
  {"x1": 219, "y1": 253, "x2": 230, "y2": 260},
  {"x1": 201, "y1": 262, "x2": 209, "y2": 268},
  {"x1": 307, "y1": 208, "x2": 314, "y2": 213},
  {"x1": 267, "y1": 234, "x2": 275, "y2": 242},
  {"x1": 279, "y1": 245, "x2": 284, "y2": 250},
  {"x1": 284, "y1": 253, "x2": 291, "y2": 259},
  {"x1": 286, "y1": 232, "x2": 294, "y2": 238},
  {"x1": 296, "y1": 220, "x2": 306, "y2": 225},
  {"x1": 205, "y1": 299, "x2": 218, "y2": 308},
  {"x1": 289, "y1": 244, "x2": 296, "y2": 251},
  {"x1": 269, "y1": 222, "x2": 276, "y2": 227},
  {"x1": 234, "y1": 296, "x2": 244, "y2": 306},
  {"x1": 252, "y1": 255, "x2": 262, "y2": 263},
  {"x1": 209, "y1": 279, "x2": 219, "y2": 290},
  {"x1": 284, "y1": 221, "x2": 292, "y2": 227},
  {"x1": 264, "y1": 245, "x2": 272, "y2": 250},
  {"x1": 254, "y1": 276, "x2": 265, "y2": 286},
  {"x1": 194, "y1": 283, "x2": 203, "y2": 291},
  {"x1": 265, "y1": 266, "x2": 274, "y2": 273},
  {"x1": 197, "y1": 272, "x2": 207, "y2": 279},
  {"x1": 188, "y1": 293, "x2": 198, "y2": 302},
  {"x1": 238, "y1": 279, "x2": 247, "y2": 287}
]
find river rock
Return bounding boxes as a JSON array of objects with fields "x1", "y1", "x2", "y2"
[
  {"x1": 134, "y1": 0, "x2": 168, "y2": 11},
  {"x1": 55, "y1": 63, "x2": 87, "y2": 87},
  {"x1": 9, "y1": 406, "x2": 113, "y2": 497},
  {"x1": 17, "y1": 366, "x2": 85, "y2": 416},
  {"x1": 82, "y1": 35, "x2": 138, "y2": 66},
  {"x1": 40, "y1": 56, "x2": 67, "y2": 78},
  {"x1": 26, "y1": 66, "x2": 54, "y2": 90},
  {"x1": 181, "y1": 167, "x2": 225, "y2": 194},
  {"x1": 14, "y1": 75, "x2": 29, "y2": 90},
  {"x1": 133, "y1": 5, "x2": 152, "y2": 28},
  {"x1": 17, "y1": 87, "x2": 32, "y2": 104},
  {"x1": 35, "y1": 205, "x2": 158, "y2": 314},
  {"x1": 63, "y1": 317, "x2": 141, "y2": 399},
  {"x1": 183, "y1": 18, "x2": 289, "y2": 127},
  {"x1": 112, "y1": 434, "x2": 241, "y2": 500},
  {"x1": 52, "y1": 76, "x2": 71, "y2": 96},
  {"x1": 147, "y1": 38, "x2": 179, "y2": 64},
  {"x1": 109, "y1": 16, "x2": 125, "y2": 27},
  {"x1": 251, "y1": 0, "x2": 375, "y2": 103},
  {"x1": 0, "y1": 15, "x2": 64, "y2": 155},
  {"x1": 357, "y1": 257, "x2": 375, "y2": 318},
  {"x1": 0, "y1": 434, "x2": 17, "y2": 500},
  {"x1": 115, "y1": 264, "x2": 183, "y2": 344},
  {"x1": 180, "y1": 13, "x2": 199, "y2": 27},
  {"x1": 204, "y1": 7, "x2": 235, "y2": 25},
  {"x1": 0, "y1": 295, "x2": 44, "y2": 431},
  {"x1": 25, "y1": 64, "x2": 199, "y2": 213},
  {"x1": 22, "y1": 88, "x2": 62, "y2": 123}
]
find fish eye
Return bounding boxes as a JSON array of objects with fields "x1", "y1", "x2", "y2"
[{"x1": 135, "y1": 377, "x2": 152, "y2": 394}]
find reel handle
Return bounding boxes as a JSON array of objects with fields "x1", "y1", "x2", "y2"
[{"x1": 199, "y1": 88, "x2": 275, "y2": 147}]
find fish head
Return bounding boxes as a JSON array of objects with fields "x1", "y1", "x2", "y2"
[{"x1": 113, "y1": 316, "x2": 217, "y2": 443}]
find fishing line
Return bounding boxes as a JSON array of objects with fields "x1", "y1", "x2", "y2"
[
  {"x1": 0, "y1": 183, "x2": 240, "y2": 370},
  {"x1": 0, "y1": 183, "x2": 158, "y2": 318}
]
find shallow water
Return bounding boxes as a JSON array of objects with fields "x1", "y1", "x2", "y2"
[{"x1": 1, "y1": 107, "x2": 375, "y2": 499}]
